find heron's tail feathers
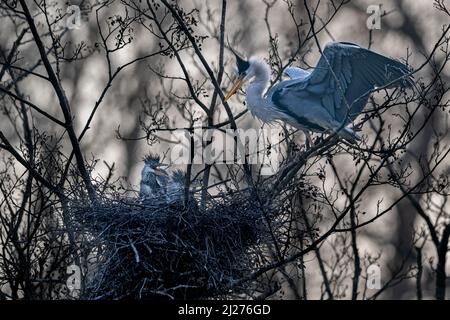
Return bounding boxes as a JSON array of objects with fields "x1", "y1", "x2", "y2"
[{"x1": 338, "y1": 127, "x2": 361, "y2": 144}]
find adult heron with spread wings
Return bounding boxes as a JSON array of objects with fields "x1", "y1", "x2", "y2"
[{"x1": 225, "y1": 42, "x2": 413, "y2": 143}]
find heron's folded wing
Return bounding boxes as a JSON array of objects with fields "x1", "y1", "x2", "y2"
[{"x1": 269, "y1": 77, "x2": 330, "y2": 131}]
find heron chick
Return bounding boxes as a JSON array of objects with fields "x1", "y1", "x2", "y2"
[
  {"x1": 139, "y1": 154, "x2": 169, "y2": 200},
  {"x1": 225, "y1": 42, "x2": 414, "y2": 143},
  {"x1": 166, "y1": 169, "x2": 186, "y2": 204}
]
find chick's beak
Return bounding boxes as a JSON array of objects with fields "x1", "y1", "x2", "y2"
[
  {"x1": 157, "y1": 163, "x2": 169, "y2": 169},
  {"x1": 224, "y1": 74, "x2": 245, "y2": 101},
  {"x1": 154, "y1": 163, "x2": 169, "y2": 176}
]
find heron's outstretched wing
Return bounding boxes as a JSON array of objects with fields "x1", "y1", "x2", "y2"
[
  {"x1": 273, "y1": 42, "x2": 413, "y2": 125},
  {"x1": 283, "y1": 67, "x2": 311, "y2": 80}
]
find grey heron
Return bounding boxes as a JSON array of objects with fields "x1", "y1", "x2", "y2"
[
  {"x1": 139, "y1": 154, "x2": 169, "y2": 200},
  {"x1": 166, "y1": 169, "x2": 186, "y2": 204},
  {"x1": 225, "y1": 42, "x2": 413, "y2": 143}
]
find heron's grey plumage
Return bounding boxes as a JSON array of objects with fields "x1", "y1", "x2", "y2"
[
  {"x1": 139, "y1": 154, "x2": 169, "y2": 200},
  {"x1": 139, "y1": 155, "x2": 194, "y2": 206},
  {"x1": 283, "y1": 67, "x2": 311, "y2": 80},
  {"x1": 166, "y1": 169, "x2": 185, "y2": 204},
  {"x1": 229, "y1": 42, "x2": 414, "y2": 143}
]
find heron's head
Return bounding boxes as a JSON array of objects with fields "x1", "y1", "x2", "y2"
[
  {"x1": 143, "y1": 154, "x2": 169, "y2": 176},
  {"x1": 224, "y1": 49, "x2": 251, "y2": 101},
  {"x1": 171, "y1": 169, "x2": 186, "y2": 184}
]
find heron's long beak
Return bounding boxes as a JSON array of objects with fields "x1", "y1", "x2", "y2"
[
  {"x1": 154, "y1": 168, "x2": 169, "y2": 176},
  {"x1": 224, "y1": 75, "x2": 245, "y2": 101},
  {"x1": 154, "y1": 164, "x2": 169, "y2": 176}
]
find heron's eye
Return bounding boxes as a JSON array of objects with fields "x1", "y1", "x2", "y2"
[{"x1": 234, "y1": 66, "x2": 246, "y2": 77}]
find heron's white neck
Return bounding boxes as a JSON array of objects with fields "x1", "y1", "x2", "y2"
[{"x1": 246, "y1": 58, "x2": 271, "y2": 120}]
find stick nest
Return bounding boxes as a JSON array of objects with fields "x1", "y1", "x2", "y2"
[{"x1": 71, "y1": 191, "x2": 268, "y2": 299}]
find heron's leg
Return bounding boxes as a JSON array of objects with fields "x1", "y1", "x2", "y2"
[
  {"x1": 304, "y1": 131, "x2": 312, "y2": 149},
  {"x1": 320, "y1": 132, "x2": 326, "y2": 143}
]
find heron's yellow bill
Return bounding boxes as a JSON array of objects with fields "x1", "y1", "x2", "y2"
[{"x1": 224, "y1": 75, "x2": 244, "y2": 101}]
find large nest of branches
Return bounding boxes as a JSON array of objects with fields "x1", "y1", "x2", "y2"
[{"x1": 71, "y1": 191, "x2": 268, "y2": 300}]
